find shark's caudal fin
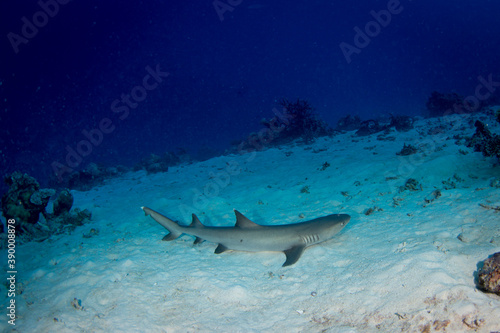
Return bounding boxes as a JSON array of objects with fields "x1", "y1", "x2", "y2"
[{"x1": 142, "y1": 206, "x2": 182, "y2": 241}]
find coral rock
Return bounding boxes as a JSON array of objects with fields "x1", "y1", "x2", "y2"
[
  {"x1": 53, "y1": 189, "x2": 74, "y2": 216},
  {"x1": 355, "y1": 120, "x2": 385, "y2": 136},
  {"x1": 1, "y1": 172, "x2": 52, "y2": 226},
  {"x1": 337, "y1": 115, "x2": 361, "y2": 131},
  {"x1": 466, "y1": 120, "x2": 500, "y2": 160},
  {"x1": 396, "y1": 143, "x2": 418, "y2": 156},
  {"x1": 425, "y1": 91, "x2": 465, "y2": 117},
  {"x1": 30, "y1": 188, "x2": 56, "y2": 206},
  {"x1": 390, "y1": 115, "x2": 414, "y2": 132},
  {"x1": 477, "y1": 252, "x2": 500, "y2": 295}
]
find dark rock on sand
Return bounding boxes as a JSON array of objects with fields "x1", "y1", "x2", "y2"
[{"x1": 477, "y1": 252, "x2": 500, "y2": 295}]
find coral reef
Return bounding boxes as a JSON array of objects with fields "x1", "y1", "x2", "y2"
[
  {"x1": 466, "y1": 120, "x2": 500, "y2": 160},
  {"x1": 396, "y1": 143, "x2": 418, "y2": 156},
  {"x1": 337, "y1": 114, "x2": 413, "y2": 133},
  {"x1": 264, "y1": 99, "x2": 331, "y2": 143},
  {"x1": 355, "y1": 120, "x2": 385, "y2": 136},
  {"x1": 364, "y1": 206, "x2": 383, "y2": 215},
  {"x1": 390, "y1": 115, "x2": 414, "y2": 132},
  {"x1": 51, "y1": 150, "x2": 186, "y2": 191},
  {"x1": 425, "y1": 91, "x2": 465, "y2": 117},
  {"x1": 477, "y1": 252, "x2": 500, "y2": 295},
  {"x1": 1, "y1": 172, "x2": 91, "y2": 243},
  {"x1": 441, "y1": 174, "x2": 464, "y2": 190},
  {"x1": 50, "y1": 163, "x2": 128, "y2": 191},
  {"x1": 399, "y1": 178, "x2": 421, "y2": 192},
  {"x1": 235, "y1": 99, "x2": 331, "y2": 152},
  {"x1": 336, "y1": 115, "x2": 361, "y2": 131},
  {"x1": 53, "y1": 189, "x2": 74, "y2": 216},
  {"x1": 1, "y1": 172, "x2": 55, "y2": 227},
  {"x1": 134, "y1": 152, "x2": 180, "y2": 174}
]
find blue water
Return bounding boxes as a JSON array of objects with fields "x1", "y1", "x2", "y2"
[{"x1": 1, "y1": 0, "x2": 499, "y2": 189}]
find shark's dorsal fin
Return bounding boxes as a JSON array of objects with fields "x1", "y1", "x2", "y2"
[
  {"x1": 234, "y1": 210, "x2": 261, "y2": 228},
  {"x1": 190, "y1": 214, "x2": 204, "y2": 228}
]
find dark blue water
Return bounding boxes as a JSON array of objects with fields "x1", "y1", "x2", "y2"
[{"x1": 1, "y1": 0, "x2": 499, "y2": 188}]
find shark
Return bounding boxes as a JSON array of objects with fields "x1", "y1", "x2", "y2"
[{"x1": 142, "y1": 207, "x2": 350, "y2": 266}]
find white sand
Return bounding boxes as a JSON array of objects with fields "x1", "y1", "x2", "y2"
[{"x1": 2, "y1": 112, "x2": 500, "y2": 332}]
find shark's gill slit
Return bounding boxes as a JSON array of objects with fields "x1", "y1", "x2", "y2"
[{"x1": 302, "y1": 234, "x2": 319, "y2": 244}]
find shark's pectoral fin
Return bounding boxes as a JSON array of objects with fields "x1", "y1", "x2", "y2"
[
  {"x1": 194, "y1": 237, "x2": 204, "y2": 245},
  {"x1": 162, "y1": 232, "x2": 182, "y2": 241},
  {"x1": 214, "y1": 244, "x2": 229, "y2": 254},
  {"x1": 283, "y1": 245, "x2": 306, "y2": 267}
]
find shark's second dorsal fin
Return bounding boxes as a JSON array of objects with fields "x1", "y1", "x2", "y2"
[
  {"x1": 190, "y1": 214, "x2": 204, "y2": 228},
  {"x1": 234, "y1": 210, "x2": 261, "y2": 228}
]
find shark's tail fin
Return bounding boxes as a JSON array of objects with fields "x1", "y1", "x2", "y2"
[{"x1": 142, "y1": 206, "x2": 182, "y2": 241}]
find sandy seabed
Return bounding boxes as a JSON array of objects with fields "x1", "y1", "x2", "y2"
[{"x1": 1, "y1": 112, "x2": 500, "y2": 332}]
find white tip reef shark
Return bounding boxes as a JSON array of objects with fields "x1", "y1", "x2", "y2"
[{"x1": 141, "y1": 207, "x2": 350, "y2": 267}]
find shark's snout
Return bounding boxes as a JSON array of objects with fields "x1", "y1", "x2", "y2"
[{"x1": 340, "y1": 214, "x2": 351, "y2": 226}]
